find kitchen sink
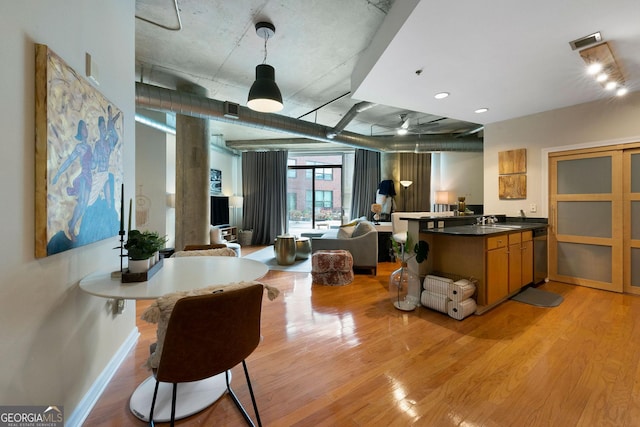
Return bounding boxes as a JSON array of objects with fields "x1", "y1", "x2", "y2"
[{"x1": 475, "y1": 224, "x2": 524, "y2": 230}]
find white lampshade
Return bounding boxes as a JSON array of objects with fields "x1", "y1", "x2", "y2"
[
  {"x1": 435, "y1": 191, "x2": 450, "y2": 204},
  {"x1": 400, "y1": 180, "x2": 413, "y2": 188},
  {"x1": 230, "y1": 195, "x2": 244, "y2": 208}
]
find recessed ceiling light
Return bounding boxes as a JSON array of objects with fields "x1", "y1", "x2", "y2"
[
  {"x1": 434, "y1": 92, "x2": 449, "y2": 99},
  {"x1": 587, "y1": 62, "x2": 603, "y2": 75},
  {"x1": 616, "y1": 87, "x2": 628, "y2": 96},
  {"x1": 474, "y1": 108, "x2": 489, "y2": 114}
]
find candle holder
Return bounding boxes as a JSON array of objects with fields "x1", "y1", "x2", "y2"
[{"x1": 111, "y1": 230, "x2": 126, "y2": 279}]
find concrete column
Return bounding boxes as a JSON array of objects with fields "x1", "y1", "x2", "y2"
[{"x1": 175, "y1": 84, "x2": 210, "y2": 251}]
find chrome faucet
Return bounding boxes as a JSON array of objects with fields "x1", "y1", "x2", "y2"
[{"x1": 476, "y1": 215, "x2": 498, "y2": 225}]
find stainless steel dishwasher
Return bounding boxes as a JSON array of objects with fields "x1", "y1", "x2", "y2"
[{"x1": 533, "y1": 227, "x2": 548, "y2": 284}]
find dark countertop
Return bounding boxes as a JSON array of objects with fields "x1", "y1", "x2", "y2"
[{"x1": 421, "y1": 222, "x2": 548, "y2": 236}]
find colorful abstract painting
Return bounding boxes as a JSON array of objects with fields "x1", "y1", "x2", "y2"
[{"x1": 35, "y1": 44, "x2": 124, "y2": 257}]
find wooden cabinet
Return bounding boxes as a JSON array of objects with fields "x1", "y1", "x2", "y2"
[
  {"x1": 219, "y1": 226, "x2": 238, "y2": 243},
  {"x1": 508, "y1": 232, "x2": 522, "y2": 293},
  {"x1": 485, "y1": 231, "x2": 534, "y2": 305},
  {"x1": 521, "y1": 231, "x2": 534, "y2": 287},
  {"x1": 486, "y1": 235, "x2": 509, "y2": 305},
  {"x1": 508, "y1": 231, "x2": 534, "y2": 293}
]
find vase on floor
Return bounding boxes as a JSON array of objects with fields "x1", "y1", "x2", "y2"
[{"x1": 389, "y1": 262, "x2": 420, "y2": 311}]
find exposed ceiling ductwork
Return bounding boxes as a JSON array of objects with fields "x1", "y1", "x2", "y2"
[{"x1": 135, "y1": 82, "x2": 483, "y2": 152}]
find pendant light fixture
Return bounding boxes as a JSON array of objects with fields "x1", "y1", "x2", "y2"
[{"x1": 247, "y1": 21, "x2": 283, "y2": 113}]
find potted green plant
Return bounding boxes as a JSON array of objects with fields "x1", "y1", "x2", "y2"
[
  {"x1": 389, "y1": 233, "x2": 430, "y2": 311},
  {"x1": 124, "y1": 230, "x2": 157, "y2": 272},
  {"x1": 143, "y1": 230, "x2": 168, "y2": 265}
]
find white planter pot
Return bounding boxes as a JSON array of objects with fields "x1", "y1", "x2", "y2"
[{"x1": 128, "y1": 258, "x2": 150, "y2": 273}]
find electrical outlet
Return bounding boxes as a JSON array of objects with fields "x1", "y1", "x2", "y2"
[
  {"x1": 529, "y1": 203, "x2": 537, "y2": 213},
  {"x1": 438, "y1": 221, "x2": 445, "y2": 228},
  {"x1": 427, "y1": 221, "x2": 434, "y2": 229}
]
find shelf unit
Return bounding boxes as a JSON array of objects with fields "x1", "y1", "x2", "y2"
[{"x1": 219, "y1": 226, "x2": 237, "y2": 243}]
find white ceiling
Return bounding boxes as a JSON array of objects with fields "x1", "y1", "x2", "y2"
[{"x1": 135, "y1": 0, "x2": 640, "y2": 145}]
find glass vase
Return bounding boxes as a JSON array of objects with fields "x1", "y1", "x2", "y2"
[{"x1": 389, "y1": 262, "x2": 420, "y2": 311}]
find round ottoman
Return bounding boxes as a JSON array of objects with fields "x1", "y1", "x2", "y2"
[{"x1": 311, "y1": 250, "x2": 354, "y2": 286}]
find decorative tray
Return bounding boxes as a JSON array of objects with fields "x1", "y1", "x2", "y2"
[{"x1": 121, "y1": 258, "x2": 163, "y2": 283}]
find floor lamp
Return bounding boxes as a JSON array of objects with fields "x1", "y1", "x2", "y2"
[
  {"x1": 399, "y1": 180, "x2": 413, "y2": 210},
  {"x1": 230, "y1": 195, "x2": 243, "y2": 227}
]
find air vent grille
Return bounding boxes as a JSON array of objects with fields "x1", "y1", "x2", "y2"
[{"x1": 569, "y1": 32, "x2": 602, "y2": 50}]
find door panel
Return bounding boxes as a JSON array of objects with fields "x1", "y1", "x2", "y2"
[
  {"x1": 624, "y1": 150, "x2": 640, "y2": 294},
  {"x1": 549, "y1": 150, "x2": 623, "y2": 292}
]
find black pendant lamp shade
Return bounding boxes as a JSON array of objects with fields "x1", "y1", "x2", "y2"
[{"x1": 247, "y1": 63, "x2": 283, "y2": 113}]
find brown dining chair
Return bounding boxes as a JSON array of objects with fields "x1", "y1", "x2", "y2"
[{"x1": 148, "y1": 283, "x2": 264, "y2": 427}]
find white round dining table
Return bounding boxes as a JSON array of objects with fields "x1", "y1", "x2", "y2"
[{"x1": 79, "y1": 256, "x2": 270, "y2": 422}]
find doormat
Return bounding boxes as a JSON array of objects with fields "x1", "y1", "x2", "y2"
[{"x1": 510, "y1": 287, "x2": 563, "y2": 307}]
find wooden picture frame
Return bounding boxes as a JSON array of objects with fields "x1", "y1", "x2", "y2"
[
  {"x1": 499, "y1": 148, "x2": 527, "y2": 175},
  {"x1": 35, "y1": 44, "x2": 124, "y2": 257},
  {"x1": 499, "y1": 174, "x2": 527, "y2": 199}
]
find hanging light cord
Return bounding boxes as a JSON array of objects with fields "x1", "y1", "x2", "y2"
[{"x1": 262, "y1": 34, "x2": 270, "y2": 64}]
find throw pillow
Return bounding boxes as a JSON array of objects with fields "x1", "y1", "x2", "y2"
[
  {"x1": 351, "y1": 220, "x2": 375, "y2": 238},
  {"x1": 337, "y1": 226, "x2": 355, "y2": 239},
  {"x1": 141, "y1": 281, "x2": 280, "y2": 369}
]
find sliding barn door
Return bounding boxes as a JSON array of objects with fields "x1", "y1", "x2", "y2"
[
  {"x1": 549, "y1": 149, "x2": 623, "y2": 292},
  {"x1": 624, "y1": 149, "x2": 640, "y2": 295}
]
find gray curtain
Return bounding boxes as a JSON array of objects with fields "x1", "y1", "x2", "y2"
[
  {"x1": 350, "y1": 149, "x2": 380, "y2": 220},
  {"x1": 399, "y1": 152, "x2": 432, "y2": 211},
  {"x1": 242, "y1": 151, "x2": 288, "y2": 245}
]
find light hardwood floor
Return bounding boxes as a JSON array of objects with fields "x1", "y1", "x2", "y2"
[{"x1": 84, "y1": 250, "x2": 640, "y2": 426}]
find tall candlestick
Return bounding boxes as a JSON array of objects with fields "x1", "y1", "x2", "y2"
[
  {"x1": 120, "y1": 183, "x2": 124, "y2": 233},
  {"x1": 128, "y1": 198, "x2": 132, "y2": 234}
]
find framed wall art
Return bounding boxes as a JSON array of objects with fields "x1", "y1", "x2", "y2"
[
  {"x1": 35, "y1": 44, "x2": 124, "y2": 257},
  {"x1": 210, "y1": 168, "x2": 222, "y2": 195}
]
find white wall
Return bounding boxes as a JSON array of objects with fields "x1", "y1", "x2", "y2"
[
  {"x1": 210, "y1": 136, "x2": 242, "y2": 227},
  {"x1": 431, "y1": 152, "x2": 484, "y2": 208},
  {"x1": 484, "y1": 92, "x2": 640, "y2": 217},
  {"x1": 0, "y1": 1, "x2": 135, "y2": 423},
  {"x1": 135, "y1": 110, "x2": 170, "y2": 238}
]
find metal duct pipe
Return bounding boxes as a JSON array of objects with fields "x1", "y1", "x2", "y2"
[
  {"x1": 135, "y1": 82, "x2": 483, "y2": 152},
  {"x1": 135, "y1": 113, "x2": 176, "y2": 134},
  {"x1": 326, "y1": 101, "x2": 377, "y2": 139},
  {"x1": 226, "y1": 137, "x2": 483, "y2": 152}
]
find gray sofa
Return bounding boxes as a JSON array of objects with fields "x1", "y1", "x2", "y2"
[{"x1": 311, "y1": 220, "x2": 378, "y2": 275}]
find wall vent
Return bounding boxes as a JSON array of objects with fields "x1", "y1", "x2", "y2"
[{"x1": 569, "y1": 32, "x2": 602, "y2": 51}]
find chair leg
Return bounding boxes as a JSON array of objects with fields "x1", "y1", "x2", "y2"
[
  {"x1": 170, "y1": 383, "x2": 177, "y2": 427},
  {"x1": 242, "y1": 360, "x2": 263, "y2": 427},
  {"x1": 225, "y1": 362, "x2": 262, "y2": 427},
  {"x1": 148, "y1": 379, "x2": 160, "y2": 427}
]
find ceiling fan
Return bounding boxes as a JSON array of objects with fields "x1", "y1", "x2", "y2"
[{"x1": 372, "y1": 113, "x2": 446, "y2": 136}]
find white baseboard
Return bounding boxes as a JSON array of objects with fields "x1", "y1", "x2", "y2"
[{"x1": 66, "y1": 327, "x2": 140, "y2": 427}]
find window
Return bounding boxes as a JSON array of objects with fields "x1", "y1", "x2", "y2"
[
  {"x1": 315, "y1": 190, "x2": 333, "y2": 208},
  {"x1": 287, "y1": 192, "x2": 297, "y2": 210},
  {"x1": 315, "y1": 168, "x2": 333, "y2": 181},
  {"x1": 287, "y1": 159, "x2": 297, "y2": 178}
]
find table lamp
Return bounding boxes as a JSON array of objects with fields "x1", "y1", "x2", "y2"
[{"x1": 371, "y1": 203, "x2": 382, "y2": 224}]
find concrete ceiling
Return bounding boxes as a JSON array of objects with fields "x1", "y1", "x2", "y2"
[{"x1": 135, "y1": 0, "x2": 640, "y2": 148}]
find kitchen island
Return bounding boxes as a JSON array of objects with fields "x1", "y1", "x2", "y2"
[{"x1": 403, "y1": 215, "x2": 547, "y2": 314}]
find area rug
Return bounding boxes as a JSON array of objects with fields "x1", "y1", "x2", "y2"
[
  {"x1": 511, "y1": 286, "x2": 564, "y2": 307},
  {"x1": 244, "y1": 246, "x2": 311, "y2": 273}
]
